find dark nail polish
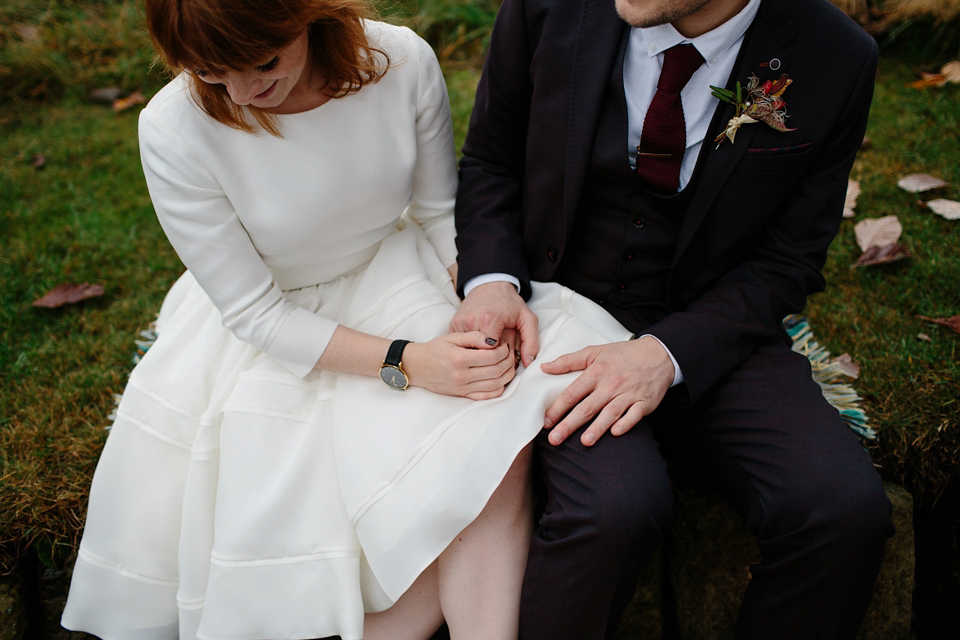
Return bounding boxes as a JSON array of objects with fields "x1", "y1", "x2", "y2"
[{"x1": 485, "y1": 337, "x2": 497, "y2": 346}]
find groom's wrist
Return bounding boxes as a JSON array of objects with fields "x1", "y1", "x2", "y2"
[
  {"x1": 463, "y1": 273, "x2": 521, "y2": 297},
  {"x1": 632, "y1": 333, "x2": 684, "y2": 387}
]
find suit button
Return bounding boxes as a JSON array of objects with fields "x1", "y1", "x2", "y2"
[
  {"x1": 633, "y1": 217, "x2": 646, "y2": 228},
  {"x1": 624, "y1": 252, "x2": 634, "y2": 261},
  {"x1": 547, "y1": 245, "x2": 558, "y2": 262},
  {"x1": 619, "y1": 283, "x2": 627, "y2": 290}
]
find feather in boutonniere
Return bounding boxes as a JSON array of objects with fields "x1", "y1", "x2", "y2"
[{"x1": 710, "y1": 73, "x2": 796, "y2": 146}]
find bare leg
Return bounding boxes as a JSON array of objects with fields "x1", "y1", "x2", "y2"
[
  {"x1": 438, "y1": 445, "x2": 533, "y2": 640},
  {"x1": 363, "y1": 560, "x2": 444, "y2": 640},
  {"x1": 362, "y1": 446, "x2": 532, "y2": 640}
]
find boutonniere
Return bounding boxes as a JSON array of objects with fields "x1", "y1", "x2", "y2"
[{"x1": 710, "y1": 73, "x2": 796, "y2": 147}]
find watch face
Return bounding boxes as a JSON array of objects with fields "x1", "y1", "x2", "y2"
[{"x1": 379, "y1": 365, "x2": 408, "y2": 390}]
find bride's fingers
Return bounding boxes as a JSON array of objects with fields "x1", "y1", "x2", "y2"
[
  {"x1": 448, "y1": 343, "x2": 512, "y2": 370},
  {"x1": 464, "y1": 350, "x2": 516, "y2": 381},
  {"x1": 465, "y1": 388, "x2": 505, "y2": 401},
  {"x1": 456, "y1": 353, "x2": 520, "y2": 399},
  {"x1": 465, "y1": 359, "x2": 517, "y2": 393},
  {"x1": 447, "y1": 331, "x2": 505, "y2": 350}
]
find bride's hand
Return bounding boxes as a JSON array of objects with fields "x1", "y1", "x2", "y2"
[{"x1": 403, "y1": 332, "x2": 518, "y2": 400}]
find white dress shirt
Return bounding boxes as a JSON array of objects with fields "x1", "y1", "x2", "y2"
[
  {"x1": 465, "y1": 0, "x2": 762, "y2": 386},
  {"x1": 625, "y1": 0, "x2": 761, "y2": 188}
]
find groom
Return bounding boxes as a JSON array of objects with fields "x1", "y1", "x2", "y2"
[{"x1": 452, "y1": 0, "x2": 893, "y2": 638}]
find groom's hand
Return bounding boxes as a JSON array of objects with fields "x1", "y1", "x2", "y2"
[
  {"x1": 450, "y1": 281, "x2": 540, "y2": 366},
  {"x1": 541, "y1": 337, "x2": 673, "y2": 446}
]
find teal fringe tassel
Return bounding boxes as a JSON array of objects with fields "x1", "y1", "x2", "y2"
[
  {"x1": 783, "y1": 315, "x2": 875, "y2": 440},
  {"x1": 105, "y1": 323, "x2": 159, "y2": 431},
  {"x1": 132, "y1": 322, "x2": 158, "y2": 365}
]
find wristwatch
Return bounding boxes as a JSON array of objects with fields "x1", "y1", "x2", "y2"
[{"x1": 379, "y1": 339, "x2": 411, "y2": 390}]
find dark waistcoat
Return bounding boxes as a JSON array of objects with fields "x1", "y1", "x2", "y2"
[{"x1": 554, "y1": 33, "x2": 698, "y2": 333}]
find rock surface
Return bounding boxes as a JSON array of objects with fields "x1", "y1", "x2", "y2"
[
  {"x1": 0, "y1": 583, "x2": 26, "y2": 640},
  {"x1": 619, "y1": 481, "x2": 915, "y2": 639},
  {"x1": 614, "y1": 548, "x2": 662, "y2": 639},
  {"x1": 6, "y1": 484, "x2": 916, "y2": 639},
  {"x1": 859, "y1": 483, "x2": 914, "y2": 640}
]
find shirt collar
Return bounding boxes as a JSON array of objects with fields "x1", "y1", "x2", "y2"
[{"x1": 637, "y1": 0, "x2": 762, "y2": 67}]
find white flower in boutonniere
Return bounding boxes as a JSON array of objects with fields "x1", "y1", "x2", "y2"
[{"x1": 710, "y1": 73, "x2": 796, "y2": 147}]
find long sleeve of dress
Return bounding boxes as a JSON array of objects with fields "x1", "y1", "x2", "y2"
[
  {"x1": 404, "y1": 34, "x2": 458, "y2": 268},
  {"x1": 139, "y1": 109, "x2": 339, "y2": 378}
]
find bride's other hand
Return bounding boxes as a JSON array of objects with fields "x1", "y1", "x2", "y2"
[
  {"x1": 404, "y1": 332, "x2": 517, "y2": 400},
  {"x1": 450, "y1": 281, "x2": 539, "y2": 367}
]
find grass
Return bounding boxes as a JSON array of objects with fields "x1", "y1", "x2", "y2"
[
  {"x1": 806, "y1": 51, "x2": 960, "y2": 633},
  {"x1": 809, "y1": 53, "x2": 960, "y2": 500},
  {"x1": 0, "y1": 0, "x2": 958, "y2": 635},
  {"x1": 0, "y1": 1, "x2": 159, "y2": 104},
  {"x1": 0, "y1": 102, "x2": 177, "y2": 569}
]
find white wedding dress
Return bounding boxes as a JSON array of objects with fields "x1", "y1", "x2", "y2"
[{"x1": 61, "y1": 22, "x2": 631, "y2": 640}]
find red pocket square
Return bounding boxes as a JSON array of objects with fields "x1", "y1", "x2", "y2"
[{"x1": 744, "y1": 142, "x2": 813, "y2": 156}]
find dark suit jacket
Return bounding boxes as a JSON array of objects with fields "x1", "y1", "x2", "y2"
[{"x1": 455, "y1": 0, "x2": 878, "y2": 404}]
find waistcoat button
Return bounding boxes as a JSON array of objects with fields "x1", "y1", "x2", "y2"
[
  {"x1": 547, "y1": 245, "x2": 558, "y2": 262},
  {"x1": 633, "y1": 217, "x2": 646, "y2": 228}
]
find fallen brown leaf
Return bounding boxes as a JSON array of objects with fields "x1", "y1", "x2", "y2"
[
  {"x1": 832, "y1": 353, "x2": 861, "y2": 378},
  {"x1": 112, "y1": 90, "x2": 146, "y2": 113},
  {"x1": 31, "y1": 154, "x2": 46, "y2": 170},
  {"x1": 843, "y1": 180, "x2": 860, "y2": 218},
  {"x1": 90, "y1": 87, "x2": 122, "y2": 103},
  {"x1": 926, "y1": 199, "x2": 960, "y2": 221},
  {"x1": 852, "y1": 243, "x2": 910, "y2": 268},
  {"x1": 917, "y1": 333, "x2": 932, "y2": 343},
  {"x1": 917, "y1": 315, "x2": 960, "y2": 334},
  {"x1": 854, "y1": 215, "x2": 902, "y2": 251},
  {"x1": 32, "y1": 283, "x2": 105, "y2": 308},
  {"x1": 13, "y1": 24, "x2": 40, "y2": 43},
  {"x1": 908, "y1": 73, "x2": 947, "y2": 89},
  {"x1": 941, "y1": 61, "x2": 960, "y2": 84},
  {"x1": 898, "y1": 173, "x2": 950, "y2": 193}
]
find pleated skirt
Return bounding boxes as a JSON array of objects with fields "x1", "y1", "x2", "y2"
[{"x1": 61, "y1": 222, "x2": 632, "y2": 639}]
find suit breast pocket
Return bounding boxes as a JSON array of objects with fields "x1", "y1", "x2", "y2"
[{"x1": 736, "y1": 143, "x2": 815, "y2": 174}]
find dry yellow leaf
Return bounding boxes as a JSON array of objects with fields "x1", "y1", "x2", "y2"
[
  {"x1": 941, "y1": 61, "x2": 960, "y2": 84},
  {"x1": 112, "y1": 90, "x2": 146, "y2": 113},
  {"x1": 843, "y1": 180, "x2": 860, "y2": 218},
  {"x1": 854, "y1": 215, "x2": 902, "y2": 251}
]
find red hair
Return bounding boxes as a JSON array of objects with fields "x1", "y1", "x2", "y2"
[{"x1": 145, "y1": 0, "x2": 389, "y2": 135}]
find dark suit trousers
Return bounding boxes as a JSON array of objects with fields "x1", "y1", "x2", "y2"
[{"x1": 519, "y1": 339, "x2": 893, "y2": 640}]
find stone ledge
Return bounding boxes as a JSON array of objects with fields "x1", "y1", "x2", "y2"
[
  {"x1": 618, "y1": 481, "x2": 914, "y2": 639},
  {"x1": 2, "y1": 485, "x2": 914, "y2": 638},
  {"x1": 0, "y1": 583, "x2": 26, "y2": 640}
]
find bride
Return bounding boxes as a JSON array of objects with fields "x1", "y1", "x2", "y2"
[{"x1": 61, "y1": 1, "x2": 630, "y2": 638}]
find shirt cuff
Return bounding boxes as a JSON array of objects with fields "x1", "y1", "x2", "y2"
[
  {"x1": 463, "y1": 273, "x2": 521, "y2": 297},
  {"x1": 638, "y1": 334, "x2": 684, "y2": 387}
]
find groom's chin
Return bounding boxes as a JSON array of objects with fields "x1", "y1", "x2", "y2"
[
  {"x1": 614, "y1": 0, "x2": 714, "y2": 30},
  {"x1": 615, "y1": 0, "x2": 673, "y2": 28}
]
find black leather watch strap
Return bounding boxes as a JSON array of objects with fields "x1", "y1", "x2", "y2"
[{"x1": 384, "y1": 339, "x2": 411, "y2": 367}]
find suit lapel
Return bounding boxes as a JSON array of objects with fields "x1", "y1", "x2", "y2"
[
  {"x1": 562, "y1": 0, "x2": 628, "y2": 235},
  {"x1": 673, "y1": 0, "x2": 799, "y2": 264}
]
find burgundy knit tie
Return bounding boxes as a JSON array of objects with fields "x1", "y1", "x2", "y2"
[{"x1": 636, "y1": 44, "x2": 704, "y2": 192}]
